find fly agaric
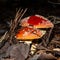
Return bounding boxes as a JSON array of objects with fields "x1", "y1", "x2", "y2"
[
  {"x1": 15, "y1": 27, "x2": 46, "y2": 40},
  {"x1": 15, "y1": 27, "x2": 46, "y2": 54},
  {"x1": 20, "y1": 15, "x2": 54, "y2": 28}
]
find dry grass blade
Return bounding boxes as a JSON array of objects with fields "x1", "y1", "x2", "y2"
[
  {"x1": 14, "y1": 8, "x2": 23, "y2": 23},
  {"x1": 9, "y1": 8, "x2": 28, "y2": 44},
  {"x1": 0, "y1": 31, "x2": 9, "y2": 49},
  {"x1": 10, "y1": 8, "x2": 27, "y2": 32},
  {"x1": 10, "y1": 8, "x2": 23, "y2": 32},
  {"x1": 0, "y1": 31, "x2": 8, "y2": 42},
  {"x1": 15, "y1": 8, "x2": 21, "y2": 18}
]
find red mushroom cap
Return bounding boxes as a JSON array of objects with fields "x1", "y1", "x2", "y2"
[
  {"x1": 15, "y1": 27, "x2": 46, "y2": 41},
  {"x1": 20, "y1": 15, "x2": 54, "y2": 28}
]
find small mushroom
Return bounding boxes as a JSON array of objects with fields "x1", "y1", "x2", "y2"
[
  {"x1": 15, "y1": 27, "x2": 46, "y2": 40},
  {"x1": 20, "y1": 15, "x2": 54, "y2": 28},
  {"x1": 15, "y1": 27, "x2": 46, "y2": 54}
]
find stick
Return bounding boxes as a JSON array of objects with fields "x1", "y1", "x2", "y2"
[
  {"x1": 9, "y1": 8, "x2": 28, "y2": 44},
  {"x1": 46, "y1": 16, "x2": 56, "y2": 47}
]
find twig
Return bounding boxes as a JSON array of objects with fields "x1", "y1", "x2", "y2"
[
  {"x1": 0, "y1": 31, "x2": 8, "y2": 42},
  {"x1": 51, "y1": 40, "x2": 60, "y2": 45},
  {"x1": 10, "y1": 8, "x2": 27, "y2": 32},
  {"x1": 0, "y1": 31, "x2": 9, "y2": 49},
  {"x1": 46, "y1": 16, "x2": 56, "y2": 47},
  {"x1": 9, "y1": 8, "x2": 28, "y2": 44}
]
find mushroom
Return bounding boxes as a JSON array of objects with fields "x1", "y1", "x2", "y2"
[
  {"x1": 15, "y1": 27, "x2": 46, "y2": 54},
  {"x1": 15, "y1": 27, "x2": 46, "y2": 40},
  {"x1": 20, "y1": 15, "x2": 54, "y2": 28}
]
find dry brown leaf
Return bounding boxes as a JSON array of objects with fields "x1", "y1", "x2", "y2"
[{"x1": 6, "y1": 43, "x2": 30, "y2": 60}]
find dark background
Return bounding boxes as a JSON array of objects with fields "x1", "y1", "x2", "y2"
[
  {"x1": 0, "y1": 0, "x2": 48, "y2": 20},
  {"x1": 0, "y1": 0, "x2": 60, "y2": 22},
  {"x1": 0, "y1": 0, "x2": 47, "y2": 8}
]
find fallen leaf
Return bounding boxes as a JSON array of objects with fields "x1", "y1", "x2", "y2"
[{"x1": 6, "y1": 43, "x2": 30, "y2": 60}]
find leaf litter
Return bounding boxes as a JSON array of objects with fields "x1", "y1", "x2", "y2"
[{"x1": 0, "y1": 8, "x2": 60, "y2": 60}]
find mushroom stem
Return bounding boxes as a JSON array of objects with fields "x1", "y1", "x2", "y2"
[
  {"x1": 24, "y1": 41, "x2": 32, "y2": 45},
  {"x1": 30, "y1": 44, "x2": 37, "y2": 55},
  {"x1": 24, "y1": 41, "x2": 37, "y2": 55}
]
